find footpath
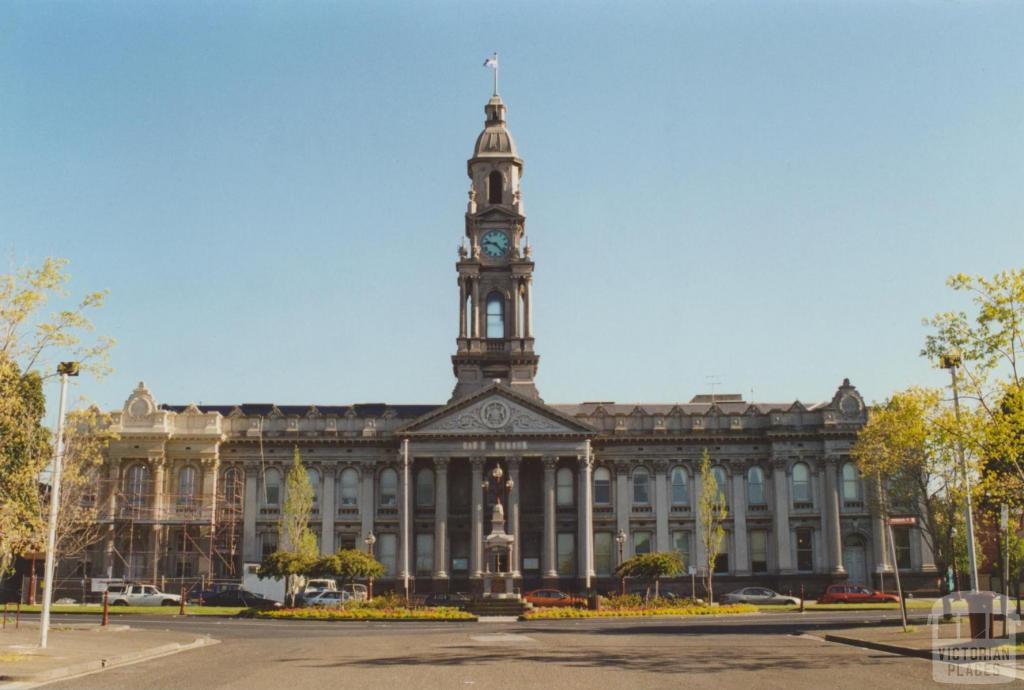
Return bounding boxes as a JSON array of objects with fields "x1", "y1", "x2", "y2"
[
  {"x1": 0, "y1": 620, "x2": 217, "y2": 688},
  {"x1": 814, "y1": 621, "x2": 1023, "y2": 683}
]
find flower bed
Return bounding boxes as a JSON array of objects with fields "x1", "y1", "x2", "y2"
[
  {"x1": 254, "y1": 606, "x2": 476, "y2": 621},
  {"x1": 522, "y1": 603, "x2": 757, "y2": 619}
]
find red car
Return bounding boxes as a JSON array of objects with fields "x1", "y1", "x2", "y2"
[
  {"x1": 523, "y1": 589, "x2": 584, "y2": 607},
  {"x1": 818, "y1": 584, "x2": 900, "y2": 604}
]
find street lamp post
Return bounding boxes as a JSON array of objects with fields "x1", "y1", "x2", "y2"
[
  {"x1": 40, "y1": 361, "x2": 79, "y2": 649},
  {"x1": 364, "y1": 531, "x2": 376, "y2": 601},
  {"x1": 615, "y1": 529, "x2": 627, "y2": 596},
  {"x1": 941, "y1": 353, "x2": 979, "y2": 592}
]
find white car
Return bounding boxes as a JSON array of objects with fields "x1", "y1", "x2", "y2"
[
  {"x1": 106, "y1": 583, "x2": 182, "y2": 607},
  {"x1": 305, "y1": 590, "x2": 353, "y2": 608}
]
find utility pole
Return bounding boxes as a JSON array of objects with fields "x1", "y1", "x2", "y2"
[
  {"x1": 941, "y1": 353, "x2": 979, "y2": 592},
  {"x1": 39, "y1": 361, "x2": 79, "y2": 649}
]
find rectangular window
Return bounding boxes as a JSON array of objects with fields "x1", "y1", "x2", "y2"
[
  {"x1": 714, "y1": 533, "x2": 729, "y2": 574},
  {"x1": 672, "y1": 531, "x2": 690, "y2": 567},
  {"x1": 748, "y1": 480, "x2": 765, "y2": 505},
  {"x1": 557, "y1": 533, "x2": 576, "y2": 576},
  {"x1": 378, "y1": 533, "x2": 398, "y2": 577},
  {"x1": 594, "y1": 478, "x2": 610, "y2": 505},
  {"x1": 633, "y1": 531, "x2": 652, "y2": 556},
  {"x1": 594, "y1": 532, "x2": 613, "y2": 576},
  {"x1": 451, "y1": 533, "x2": 469, "y2": 573},
  {"x1": 750, "y1": 530, "x2": 768, "y2": 573},
  {"x1": 415, "y1": 533, "x2": 434, "y2": 575},
  {"x1": 796, "y1": 528, "x2": 814, "y2": 572},
  {"x1": 265, "y1": 484, "x2": 280, "y2": 507},
  {"x1": 259, "y1": 532, "x2": 278, "y2": 560},
  {"x1": 893, "y1": 527, "x2": 912, "y2": 570},
  {"x1": 522, "y1": 533, "x2": 540, "y2": 572}
]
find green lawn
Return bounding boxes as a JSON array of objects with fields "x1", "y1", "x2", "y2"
[{"x1": 10, "y1": 604, "x2": 246, "y2": 616}]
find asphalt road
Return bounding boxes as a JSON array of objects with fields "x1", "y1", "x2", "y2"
[{"x1": 33, "y1": 611, "x2": 1010, "y2": 690}]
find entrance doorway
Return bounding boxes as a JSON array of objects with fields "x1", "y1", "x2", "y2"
[{"x1": 843, "y1": 535, "x2": 867, "y2": 584}]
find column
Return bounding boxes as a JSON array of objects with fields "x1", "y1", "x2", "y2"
[
  {"x1": 510, "y1": 280, "x2": 520, "y2": 339},
  {"x1": 615, "y1": 462, "x2": 631, "y2": 557},
  {"x1": 471, "y1": 280, "x2": 481, "y2": 338},
  {"x1": 772, "y1": 458, "x2": 794, "y2": 573},
  {"x1": 871, "y1": 478, "x2": 892, "y2": 574},
  {"x1": 824, "y1": 456, "x2": 845, "y2": 574},
  {"x1": 360, "y1": 464, "x2": 375, "y2": 542},
  {"x1": 243, "y1": 466, "x2": 258, "y2": 562},
  {"x1": 507, "y1": 456, "x2": 521, "y2": 576},
  {"x1": 321, "y1": 466, "x2": 336, "y2": 555},
  {"x1": 523, "y1": 277, "x2": 533, "y2": 338},
  {"x1": 917, "y1": 527, "x2": 937, "y2": 572},
  {"x1": 433, "y1": 458, "x2": 449, "y2": 579},
  {"x1": 201, "y1": 459, "x2": 219, "y2": 520},
  {"x1": 458, "y1": 280, "x2": 467, "y2": 338},
  {"x1": 654, "y1": 460, "x2": 669, "y2": 552},
  {"x1": 693, "y1": 469, "x2": 706, "y2": 573},
  {"x1": 730, "y1": 462, "x2": 750, "y2": 576},
  {"x1": 470, "y1": 457, "x2": 484, "y2": 578},
  {"x1": 542, "y1": 456, "x2": 557, "y2": 578},
  {"x1": 577, "y1": 453, "x2": 594, "y2": 583},
  {"x1": 151, "y1": 459, "x2": 166, "y2": 581}
]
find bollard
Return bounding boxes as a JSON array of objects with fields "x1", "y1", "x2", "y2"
[
  {"x1": 799, "y1": 585, "x2": 805, "y2": 613},
  {"x1": 102, "y1": 591, "x2": 109, "y2": 627},
  {"x1": 16, "y1": 600, "x2": 21, "y2": 628},
  {"x1": 179, "y1": 586, "x2": 186, "y2": 616}
]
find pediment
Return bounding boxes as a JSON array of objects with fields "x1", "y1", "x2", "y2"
[{"x1": 401, "y1": 385, "x2": 594, "y2": 436}]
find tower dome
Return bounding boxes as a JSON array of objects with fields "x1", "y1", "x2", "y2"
[{"x1": 472, "y1": 95, "x2": 519, "y2": 159}]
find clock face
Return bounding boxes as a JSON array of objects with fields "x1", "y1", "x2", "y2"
[{"x1": 480, "y1": 230, "x2": 510, "y2": 257}]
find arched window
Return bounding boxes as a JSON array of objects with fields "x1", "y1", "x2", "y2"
[
  {"x1": 791, "y1": 462, "x2": 810, "y2": 503},
  {"x1": 416, "y1": 468, "x2": 434, "y2": 508},
  {"x1": 379, "y1": 468, "x2": 398, "y2": 508},
  {"x1": 632, "y1": 467, "x2": 650, "y2": 505},
  {"x1": 556, "y1": 467, "x2": 574, "y2": 506},
  {"x1": 842, "y1": 462, "x2": 861, "y2": 502},
  {"x1": 488, "y1": 170, "x2": 503, "y2": 204},
  {"x1": 339, "y1": 468, "x2": 359, "y2": 507},
  {"x1": 263, "y1": 468, "x2": 281, "y2": 507},
  {"x1": 593, "y1": 467, "x2": 611, "y2": 505},
  {"x1": 671, "y1": 467, "x2": 688, "y2": 505},
  {"x1": 126, "y1": 464, "x2": 149, "y2": 509},
  {"x1": 306, "y1": 468, "x2": 320, "y2": 507},
  {"x1": 747, "y1": 466, "x2": 765, "y2": 505},
  {"x1": 222, "y1": 466, "x2": 242, "y2": 507},
  {"x1": 177, "y1": 466, "x2": 197, "y2": 507},
  {"x1": 711, "y1": 466, "x2": 728, "y2": 506},
  {"x1": 486, "y1": 293, "x2": 505, "y2": 339}
]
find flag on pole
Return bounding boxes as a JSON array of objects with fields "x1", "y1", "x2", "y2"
[{"x1": 483, "y1": 55, "x2": 498, "y2": 69}]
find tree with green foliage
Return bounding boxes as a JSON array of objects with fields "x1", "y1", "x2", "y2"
[
  {"x1": 615, "y1": 551, "x2": 684, "y2": 600},
  {"x1": 267, "y1": 447, "x2": 319, "y2": 606},
  {"x1": 311, "y1": 549, "x2": 384, "y2": 590},
  {"x1": 697, "y1": 449, "x2": 727, "y2": 603},
  {"x1": 258, "y1": 550, "x2": 317, "y2": 608},
  {"x1": 0, "y1": 257, "x2": 113, "y2": 574}
]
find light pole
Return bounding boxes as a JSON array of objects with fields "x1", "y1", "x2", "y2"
[
  {"x1": 364, "y1": 531, "x2": 376, "y2": 601},
  {"x1": 40, "y1": 361, "x2": 79, "y2": 649},
  {"x1": 942, "y1": 353, "x2": 979, "y2": 592},
  {"x1": 615, "y1": 529, "x2": 627, "y2": 596}
]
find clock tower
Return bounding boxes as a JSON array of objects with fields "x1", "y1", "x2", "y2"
[{"x1": 450, "y1": 94, "x2": 539, "y2": 402}]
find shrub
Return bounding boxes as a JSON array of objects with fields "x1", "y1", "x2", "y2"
[
  {"x1": 254, "y1": 606, "x2": 475, "y2": 621},
  {"x1": 523, "y1": 603, "x2": 756, "y2": 620}
]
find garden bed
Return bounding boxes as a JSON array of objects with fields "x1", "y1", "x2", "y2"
[{"x1": 253, "y1": 606, "x2": 477, "y2": 621}]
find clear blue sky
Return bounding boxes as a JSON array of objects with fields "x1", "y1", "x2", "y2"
[{"x1": 3, "y1": 1, "x2": 1022, "y2": 415}]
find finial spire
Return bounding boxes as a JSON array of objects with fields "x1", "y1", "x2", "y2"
[{"x1": 483, "y1": 53, "x2": 499, "y2": 96}]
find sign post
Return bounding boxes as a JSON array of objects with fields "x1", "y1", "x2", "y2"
[{"x1": 888, "y1": 516, "x2": 915, "y2": 632}]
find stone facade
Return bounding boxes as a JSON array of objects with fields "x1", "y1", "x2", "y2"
[{"x1": 90, "y1": 94, "x2": 938, "y2": 596}]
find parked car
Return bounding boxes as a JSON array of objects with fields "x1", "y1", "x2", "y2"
[
  {"x1": 818, "y1": 584, "x2": 900, "y2": 604},
  {"x1": 295, "y1": 578, "x2": 337, "y2": 606},
  {"x1": 524, "y1": 589, "x2": 584, "y2": 608},
  {"x1": 106, "y1": 583, "x2": 182, "y2": 607},
  {"x1": 424, "y1": 592, "x2": 472, "y2": 609},
  {"x1": 305, "y1": 590, "x2": 353, "y2": 608},
  {"x1": 720, "y1": 587, "x2": 800, "y2": 606},
  {"x1": 189, "y1": 585, "x2": 281, "y2": 610}
]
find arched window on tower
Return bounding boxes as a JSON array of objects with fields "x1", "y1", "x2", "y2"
[
  {"x1": 488, "y1": 171, "x2": 503, "y2": 204},
  {"x1": 486, "y1": 293, "x2": 505, "y2": 339}
]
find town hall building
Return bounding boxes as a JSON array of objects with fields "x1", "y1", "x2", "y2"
[{"x1": 91, "y1": 91, "x2": 937, "y2": 597}]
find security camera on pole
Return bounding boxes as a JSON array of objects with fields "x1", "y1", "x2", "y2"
[{"x1": 39, "y1": 361, "x2": 79, "y2": 649}]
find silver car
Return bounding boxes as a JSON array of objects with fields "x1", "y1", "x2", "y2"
[{"x1": 720, "y1": 587, "x2": 800, "y2": 606}]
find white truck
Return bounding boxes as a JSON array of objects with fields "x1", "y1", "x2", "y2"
[{"x1": 105, "y1": 583, "x2": 182, "y2": 607}]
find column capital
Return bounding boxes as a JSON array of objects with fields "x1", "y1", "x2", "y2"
[
  {"x1": 577, "y1": 454, "x2": 593, "y2": 470},
  {"x1": 470, "y1": 456, "x2": 486, "y2": 471},
  {"x1": 652, "y1": 458, "x2": 669, "y2": 474},
  {"x1": 506, "y1": 455, "x2": 521, "y2": 470},
  {"x1": 614, "y1": 460, "x2": 632, "y2": 475},
  {"x1": 542, "y1": 456, "x2": 558, "y2": 471},
  {"x1": 772, "y1": 456, "x2": 789, "y2": 471},
  {"x1": 728, "y1": 458, "x2": 748, "y2": 473},
  {"x1": 433, "y1": 456, "x2": 450, "y2": 471}
]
